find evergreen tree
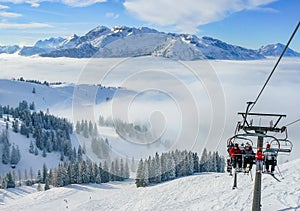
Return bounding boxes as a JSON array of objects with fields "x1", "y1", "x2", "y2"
[
  {"x1": 200, "y1": 148, "x2": 208, "y2": 172},
  {"x1": 155, "y1": 152, "x2": 161, "y2": 183},
  {"x1": 131, "y1": 157, "x2": 136, "y2": 172},
  {"x1": 142, "y1": 160, "x2": 149, "y2": 187},
  {"x1": 42, "y1": 147, "x2": 47, "y2": 157},
  {"x1": 135, "y1": 159, "x2": 144, "y2": 188},
  {"x1": 37, "y1": 170, "x2": 42, "y2": 183},
  {"x1": 120, "y1": 159, "x2": 125, "y2": 180},
  {"x1": 42, "y1": 163, "x2": 48, "y2": 183},
  {"x1": 10, "y1": 144, "x2": 20, "y2": 165},
  {"x1": 44, "y1": 178, "x2": 50, "y2": 191},
  {"x1": 6, "y1": 172, "x2": 15, "y2": 188},
  {"x1": 93, "y1": 123, "x2": 98, "y2": 136},
  {"x1": 75, "y1": 121, "x2": 81, "y2": 134},
  {"x1": 29, "y1": 102, "x2": 35, "y2": 110},
  {"x1": 12, "y1": 119, "x2": 19, "y2": 133},
  {"x1": 88, "y1": 121, "x2": 93, "y2": 136},
  {"x1": 124, "y1": 161, "x2": 130, "y2": 179},
  {"x1": 193, "y1": 152, "x2": 200, "y2": 173},
  {"x1": 110, "y1": 161, "x2": 115, "y2": 181},
  {"x1": 34, "y1": 146, "x2": 39, "y2": 156},
  {"x1": 78, "y1": 145, "x2": 83, "y2": 161},
  {"x1": 2, "y1": 143, "x2": 10, "y2": 165},
  {"x1": 101, "y1": 161, "x2": 110, "y2": 183},
  {"x1": 83, "y1": 120, "x2": 89, "y2": 138},
  {"x1": 18, "y1": 169, "x2": 22, "y2": 186}
]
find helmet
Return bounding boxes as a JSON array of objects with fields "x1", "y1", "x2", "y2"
[
  {"x1": 245, "y1": 142, "x2": 250, "y2": 146},
  {"x1": 258, "y1": 147, "x2": 263, "y2": 151},
  {"x1": 234, "y1": 143, "x2": 239, "y2": 147},
  {"x1": 266, "y1": 143, "x2": 270, "y2": 149}
]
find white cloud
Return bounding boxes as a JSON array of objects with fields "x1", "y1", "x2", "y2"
[
  {"x1": 0, "y1": 11, "x2": 22, "y2": 17},
  {"x1": 0, "y1": 22, "x2": 52, "y2": 29},
  {"x1": 0, "y1": 0, "x2": 106, "y2": 7},
  {"x1": 105, "y1": 12, "x2": 119, "y2": 19},
  {"x1": 123, "y1": 0, "x2": 277, "y2": 34},
  {"x1": 0, "y1": 4, "x2": 9, "y2": 9}
]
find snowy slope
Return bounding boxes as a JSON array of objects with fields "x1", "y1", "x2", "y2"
[
  {"x1": 0, "y1": 118, "x2": 76, "y2": 176},
  {"x1": 1, "y1": 159, "x2": 299, "y2": 210},
  {"x1": 0, "y1": 79, "x2": 119, "y2": 119}
]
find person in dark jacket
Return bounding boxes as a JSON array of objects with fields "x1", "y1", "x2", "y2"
[
  {"x1": 229, "y1": 143, "x2": 242, "y2": 169},
  {"x1": 264, "y1": 143, "x2": 277, "y2": 174},
  {"x1": 243, "y1": 143, "x2": 255, "y2": 171}
]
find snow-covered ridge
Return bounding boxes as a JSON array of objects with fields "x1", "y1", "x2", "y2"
[{"x1": 1, "y1": 25, "x2": 299, "y2": 60}]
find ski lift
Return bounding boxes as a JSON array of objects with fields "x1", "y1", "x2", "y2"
[
  {"x1": 270, "y1": 139, "x2": 293, "y2": 154},
  {"x1": 227, "y1": 134, "x2": 254, "y2": 148},
  {"x1": 270, "y1": 128, "x2": 293, "y2": 154}
]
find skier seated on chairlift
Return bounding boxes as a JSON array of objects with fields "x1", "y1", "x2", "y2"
[
  {"x1": 263, "y1": 143, "x2": 277, "y2": 174},
  {"x1": 243, "y1": 143, "x2": 255, "y2": 172},
  {"x1": 229, "y1": 143, "x2": 242, "y2": 169},
  {"x1": 255, "y1": 147, "x2": 264, "y2": 172}
]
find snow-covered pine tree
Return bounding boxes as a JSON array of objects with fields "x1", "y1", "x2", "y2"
[
  {"x1": 120, "y1": 158, "x2": 125, "y2": 180},
  {"x1": 200, "y1": 148, "x2": 208, "y2": 172},
  {"x1": 44, "y1": 178, "x2": 50, "y2": 191},
  {"x1": 155, "y1": 152, "x2": 161, "y2": 183},
  {"x1": 42, "y1": 163, "x2": 48, "y2": 183},
  {"x1": 102, "y1": 160, "x2": 110, "y2": 183},
  {"x1": 42, "y1": 147, "x2": 47, "y2": 157},
  {"x1": 75, "y1": 121, "x2": 81, "y2": 134},
  {"x1": 88, "y1": 120, "x2": 93, "y2": 136},
  {"x1": 131, "y1": 157, "x2": 136, "y2": 172},
  {"x1": 135, "y1": 159, "x2": 144, "y2": 188},
  {"x1": 142, "y1": 160, "x2": 149, "y2": 187},
  {"x1": 10, "y1": 144, "x2": 21, "y2": 165},
  {"x1": 110, "y1": 161, "x2": 115, "y2": 181},
  {"x1": 124, "y1": 161, "x2": 130, "y2": 179},
  {"x1": 93, "y1": 123, "x2": 98, "y2": 137},
  {"x1": 6, "y1": 172, "x2": 15, "y2": 188},
  {"x1": 193, "y1": 152, "x2": 200, "y2": 173}
]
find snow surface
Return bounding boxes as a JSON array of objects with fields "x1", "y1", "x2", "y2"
[{"x1": 1, "y1": 159, "x2": 300, "y2": 210}]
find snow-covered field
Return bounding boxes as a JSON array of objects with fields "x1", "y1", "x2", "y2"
[{"x1": 1, "y1": 159, "x2": 300, "y2": 211}]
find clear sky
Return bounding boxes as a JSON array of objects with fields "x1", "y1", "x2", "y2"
[{"x1": 0, "y1": 0, "x2": 299, "y2": 51}]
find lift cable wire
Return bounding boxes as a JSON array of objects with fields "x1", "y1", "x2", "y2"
[
  {"x1": 249, "y1": 21, "x2": 300, "y2": 112},
  {"x1": 284, "y1": 118, "x2": 300, "y2": 127}
]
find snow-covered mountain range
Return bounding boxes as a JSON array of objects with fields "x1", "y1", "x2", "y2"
[{"x1": 1, "y1": 26, "x2": 299, "y2": 60}]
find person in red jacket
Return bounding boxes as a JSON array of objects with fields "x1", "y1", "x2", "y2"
[
  {"x1": 255, "y1": 147, "x2": 265, "y2": 172},
  {"x1": 229, "y1": 143, "x2": 242, "y2": 169}
]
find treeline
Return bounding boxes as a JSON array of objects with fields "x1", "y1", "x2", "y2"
[
  {"x1": 14, "y1": 77, "x2": 63, "y2": 86},
  {"x1": 99, "y1": 115, "x2": 154, "y2": 143},
  {"x1": 136, "y1": 149, "x2": 225, "y2": 187},
  {"x1": 0, "y1": 101, "x2": 74, "y2": 160},
  {"x1": 75, "y1": 120, "x2": 98, "y2": 138},
  {"x1": 0, "y1": 158, "x2": 130, "y2": 190}
]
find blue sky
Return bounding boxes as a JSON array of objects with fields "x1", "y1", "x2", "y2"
[{"x1": 0, "y1": 0, "x2": 299, "y2": 51}]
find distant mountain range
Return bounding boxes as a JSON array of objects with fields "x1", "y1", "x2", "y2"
[{"x1": 1, "y1": 26, "x2": 299, "y2": 60}]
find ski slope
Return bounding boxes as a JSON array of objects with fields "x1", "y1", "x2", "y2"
[{"x1": 1, "y1": 159, "x2": 299, "y2": 210}]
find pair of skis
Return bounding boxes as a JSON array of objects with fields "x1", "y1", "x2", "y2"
[{"x1": 263, "y1": 172, "x2": 281, "y2": 182}]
